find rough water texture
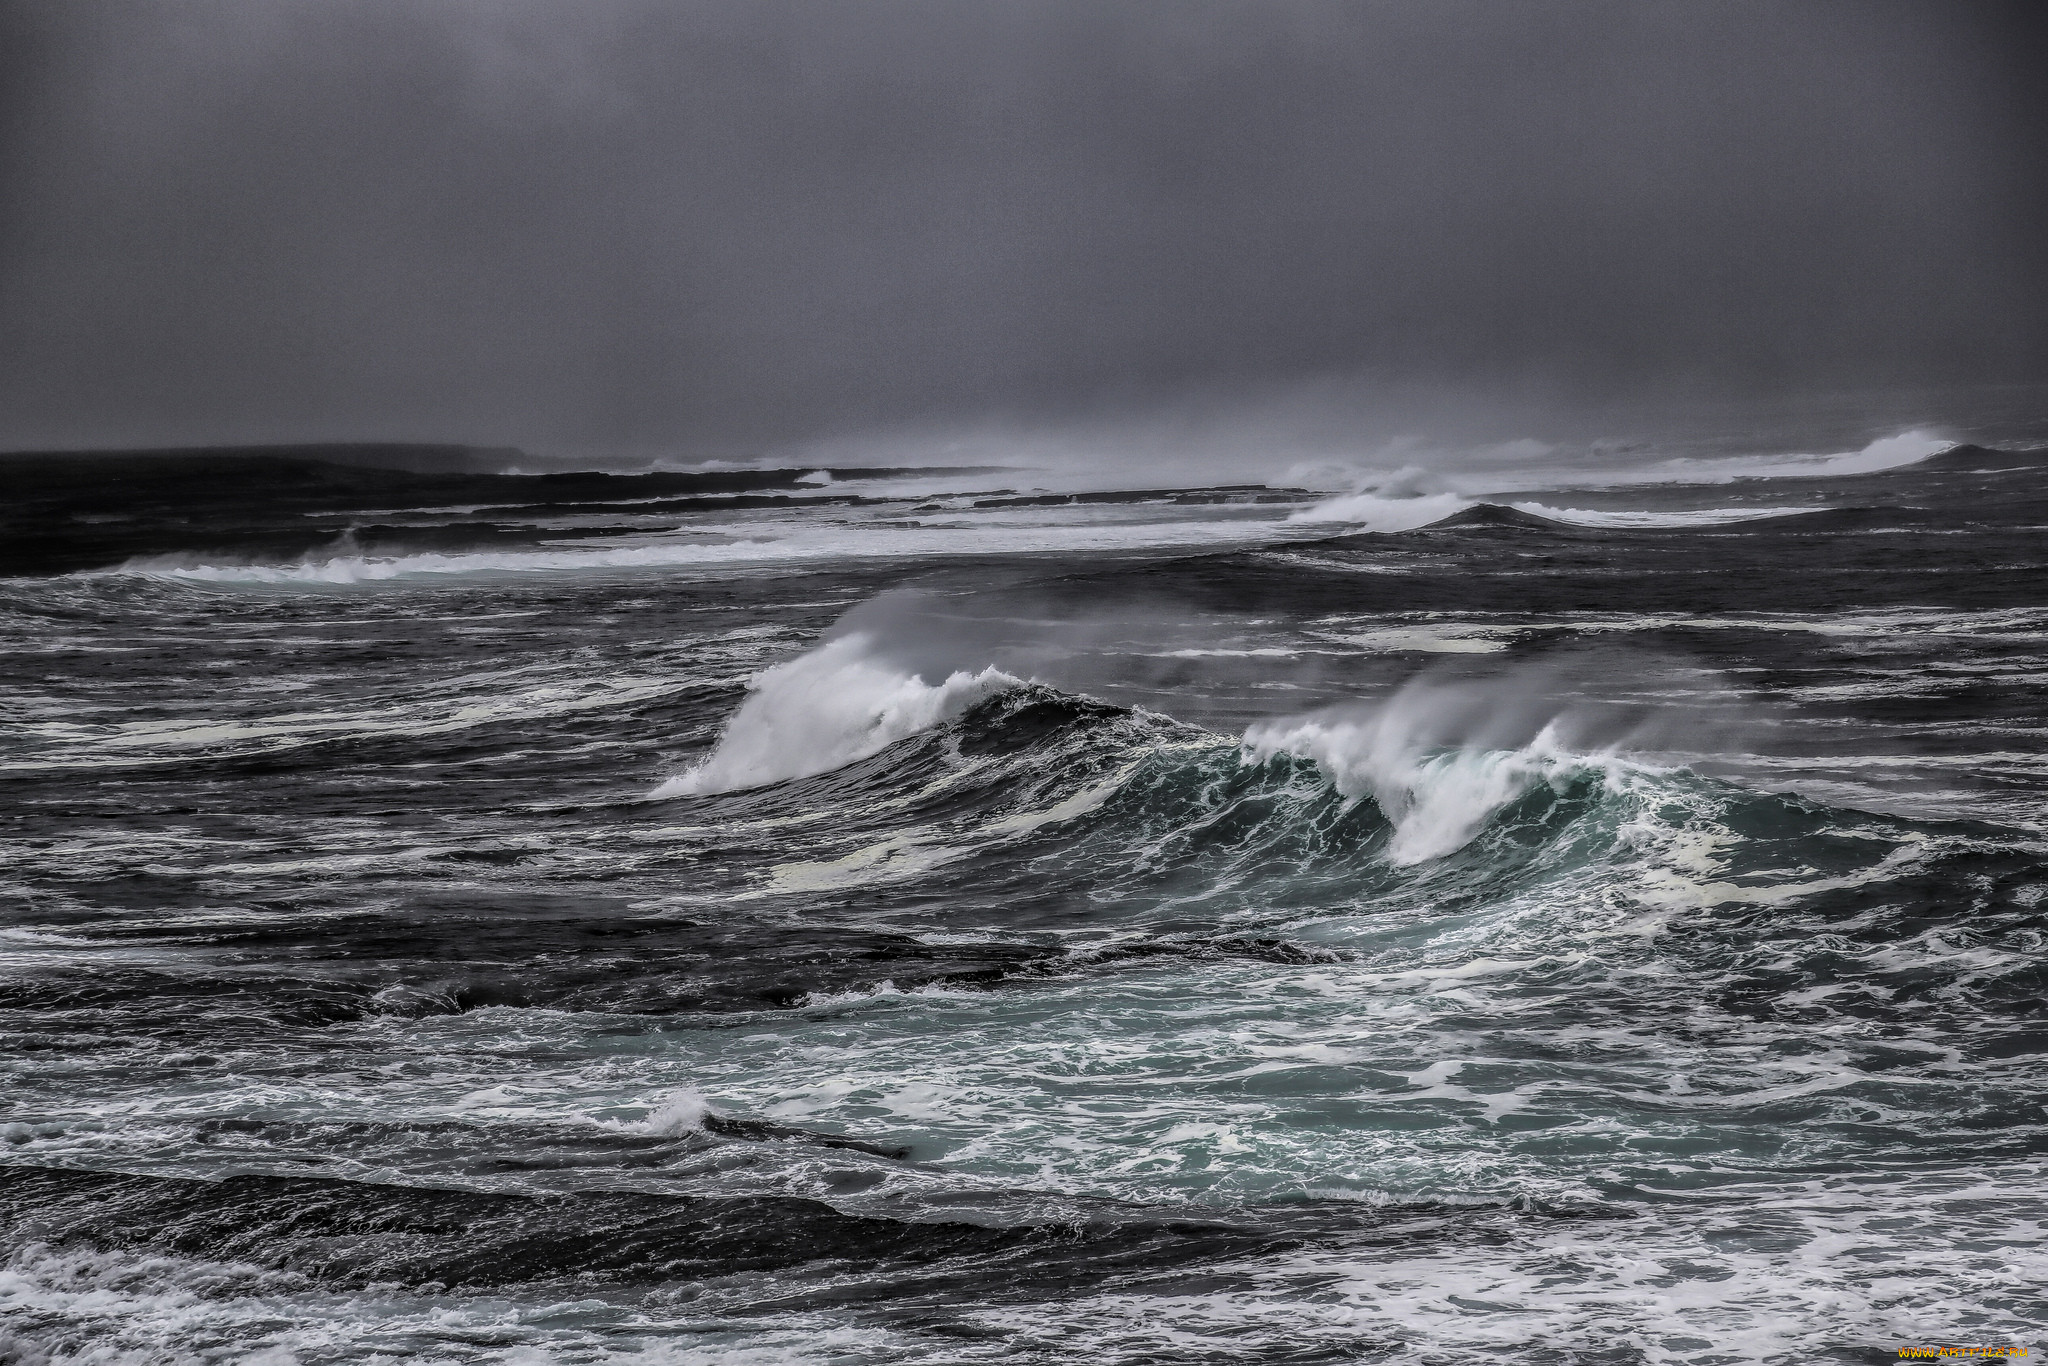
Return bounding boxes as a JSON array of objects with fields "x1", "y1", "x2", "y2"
[{"x1": 2, "y1": 434, "x2": 2047, "y2": 1363}]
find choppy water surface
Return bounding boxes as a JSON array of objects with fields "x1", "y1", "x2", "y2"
[{"x1": 3, "y1": 436, "x2": 2047, "y2": 1363}]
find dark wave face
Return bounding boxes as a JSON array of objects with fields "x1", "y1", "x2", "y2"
[{"x1": 3, "y1": 435, "x2": 2047, "y2": 1362}]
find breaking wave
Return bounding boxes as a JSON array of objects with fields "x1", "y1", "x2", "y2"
[
  {"x1": 1244, "y1": 712, "x2": 1607, "y2": 866},
  {"x1": 1287, "y1": 488, "x2": 1472, "y2": 529},
  {"x1": 1507, "y1": 502, "x2": 1826, "y2": 528},
  {"x1": 97, "y1": 517, "x2": 1291, "y2": 584},
  {"x1": 1285, "y1": 428, "x2": 1954, "y2": 527},
  {"x1": 652, "y1": 633, "x2": 1021, "y2": 796},
  {"x1": 649, "y1": 634, "x2": 1752, "y2": 908},
  {"x1": 1542, "y1": 427, "x2": 1958, "y2": 489}
]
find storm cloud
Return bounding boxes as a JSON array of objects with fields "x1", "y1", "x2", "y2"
[{"x1": 1, "y1": 0, "x2": 2042, "y2": 455}]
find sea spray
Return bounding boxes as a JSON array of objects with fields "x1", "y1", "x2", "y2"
[
  {"x1": 1286, "y1": 464, "x2": 1472, "y2": 529},
  {"x1": 653, "y1": 633, "x2": 1021, "y2": 796},
  {"x1": 631, "y1": 1090, "x2": 713, "y2": 1135},
  {"x1": 1241, "y1": 671, "x2": 1667, "y2": 864}
]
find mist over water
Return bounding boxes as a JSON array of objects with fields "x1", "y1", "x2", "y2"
[
  {"x1": 3, "y1": 1, "x2": 2045, "y2": 458},
  {"x1": 651, "y1": 632, "x2": 1022, "y2": 797}
]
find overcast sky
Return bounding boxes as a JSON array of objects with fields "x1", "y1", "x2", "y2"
[{"x1": 1, "y1": 0, "x2": 2042, "y2": 456}]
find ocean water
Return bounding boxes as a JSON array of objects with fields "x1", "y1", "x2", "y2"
[{"x1": 3, "y1": 431, "x2": 2047, "y2": 1364}]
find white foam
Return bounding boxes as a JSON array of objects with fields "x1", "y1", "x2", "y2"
[
  {"x1": 1248, "y1": 716, "x2": 1579, "y2": 865},
  {"x1": 1288, "y1": 491, "x2": 1825, "y2": 531},
  {"x1": 72, "y1": 429, "x2": 1959, "y2": 589},
  {"x1": 0, "y1": 666, "x2": 699, "y2": 773},
  {"x1": 1511, "y1": 502, "x2": 1824, "y2": 528},
  {"x1": 103, "y1": 514, "x2": 1296, "y2": 584},
  {"x1": 1538, "y1": 428, "x2": 1956, "y2": 489},
  {"x1": 1275, "y1": 429, "x2": 1957, "y2": 504},
  {"x1": 0, "y1": 1241, "x2": 909, "y2": 1364},
  {"x1": 652, "y1": 633, "x2": 1021, "y2": 797},
  {"x1": 1317, "y1": 623, "x2": 1513, "y2": 654},
  {"x1": 765, "y1": 828, "x2": 967, "y2": 893},
  {"x1": 1242, "y1": 677, "x2": 1640, "y2": 864},
  {"x1": 1285, "y1": 489, "x2": 1471, "y2": 529},
  {"x1": 610, "y1": 1089, "x2": 712, "y2": 1135},
  {"x1": 116, "y1": 539, "x2": 796, "y2": 583}
]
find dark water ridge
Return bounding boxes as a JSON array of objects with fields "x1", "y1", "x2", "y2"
[{"x1": 2, "y1": 439, "x2": 2047, "y2": 1361}]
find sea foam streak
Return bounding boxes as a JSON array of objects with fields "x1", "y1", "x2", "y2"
[
  {"x1": 653, "y1": 633, "x2": 1021, "y2": 796},
  {"x1": 112, "y1": 539, "x2": 794, "y2": 583},
  {"x1": 100, "y1": 517, "x2": 1293, "y2": 584}
]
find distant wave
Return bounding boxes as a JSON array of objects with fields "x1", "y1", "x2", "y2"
[
  {"x1": 1279, "y1": 433, "x2": 1920, "y2": 527},
  {"x1": 1286, "y1": 490, "x2": 1471, "y2": 530},
  {"x1": 1560, "y1": 428, "x2": 1955, "y2": 488},
  {"x1": 1291, "y1": 491, "x2": 1824, "y2": 532},
  {"x1": 1289, "y1": 429, "x2": 1956, "y2": 521},
  {"x1": 112, "y1": 539, "x2": 799, "y2": 583},
  {"x1": 100, "y1": 518, "x2": 1298, "y2": 583},
  {"x1": 1506, "y1": 502, "x2": 1825, "y2": 528}
]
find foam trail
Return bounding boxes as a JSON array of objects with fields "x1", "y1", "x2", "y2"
[
  {"x1": 653, "y1": 634, "x2": 1020, "y2": 796},
  {"x1": 1509, "y1": 502, "x2": 1823, "y2": 528},
  {"x1": 96, "y1": 517, "x2": 1293, "y2": 584}
]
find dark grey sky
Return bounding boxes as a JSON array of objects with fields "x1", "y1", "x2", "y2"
[{"x1": 1, "y1": 0, "x2": 2042, "y2": 454}]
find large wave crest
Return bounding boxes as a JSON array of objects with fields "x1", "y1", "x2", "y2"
[
  {"x1": 1241, "y1": 675, "x2": 1658, "y2": 864},
  {"x1": 652, "y1": 633, "x2": 1021, "y2": 797}
]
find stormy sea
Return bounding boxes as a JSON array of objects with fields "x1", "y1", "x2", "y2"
[{"x1": 3, "y1": 423, "x2": 2046, "y2": 1364}]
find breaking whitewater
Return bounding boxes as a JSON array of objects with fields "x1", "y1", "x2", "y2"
[{"x1": 3, "y1": 428, "x2": 2047, "y2": 1364}]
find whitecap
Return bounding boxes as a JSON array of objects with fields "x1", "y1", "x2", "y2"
[
  {"x1": 1511, "y1": 502, "x2": 1825, "y2": 528},
  {"x1": 1284, "y1": 489, "x2": 1471, "y2": 529},
  {"x1": 1241, "y1": 672, "x2": 1658, "y2": 864},
  {"x1": 652, "y1": 633, "x2": 1021, "y2": 796},
  {"x1": 1247, "y1": 712, "x2": 1587, "y2": 864}
]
